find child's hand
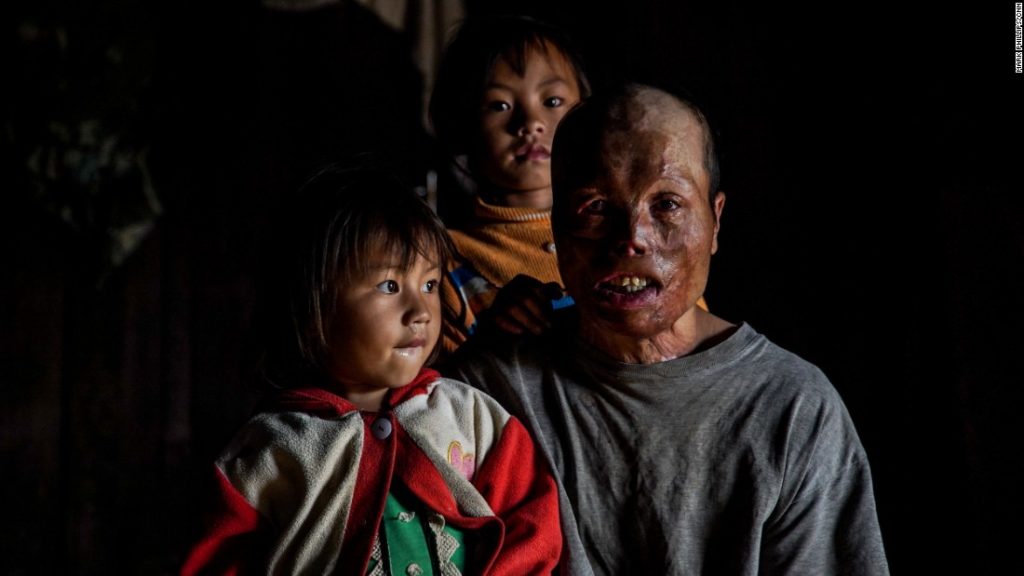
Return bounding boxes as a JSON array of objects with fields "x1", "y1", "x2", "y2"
[{"x1": 483, "y1": 274, "x2": 565, "y2": 336}]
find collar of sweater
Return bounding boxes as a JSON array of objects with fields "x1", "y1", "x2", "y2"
[
  {"x1": 261, "y1": 368, "x2": 440, "y2": 418},
  {"x1": 473, "y1": 195, "x2": 551, "y2": 224}
]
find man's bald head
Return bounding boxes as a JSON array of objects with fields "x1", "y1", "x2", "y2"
[{"x1": 551, "y1": 84, "x2": 720, "y2": 205}]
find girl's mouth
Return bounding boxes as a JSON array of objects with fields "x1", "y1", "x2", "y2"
[{"x1": 395, "y1": 337, "x2": 426, "y2": 357}]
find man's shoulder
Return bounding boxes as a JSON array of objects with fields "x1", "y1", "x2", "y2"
[
  {"x1": 440, "y1": 327, "x2": 569, "y2": 410},
  {"x1": 715, "y1": 324, "x2": 837, "y2": 402},
  {"x1": 729, "y1": 324, "x2": 825, "y2": 375}
]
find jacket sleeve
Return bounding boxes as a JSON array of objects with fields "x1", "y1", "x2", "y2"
[
  {"x1": 180, "y1": 465, "x2": 271, "y2": 576},
  {"x1": 471, "y1": 416, "x2": 562, "y2": 575}
]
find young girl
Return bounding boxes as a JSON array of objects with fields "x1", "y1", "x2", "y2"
[
  {"x1": 181, "y1": 166, "x2": 562, "y2": 575},
  {"x1": 429, "y1": 14, "x2": 592, "y2": 351}
]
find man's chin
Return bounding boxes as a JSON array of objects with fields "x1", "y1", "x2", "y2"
[{"x1": 580, "y1": 308, "x2": 670, "y2": 341}]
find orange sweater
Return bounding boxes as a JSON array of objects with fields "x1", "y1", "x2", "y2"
[{"x1": 442, "y1": 197, "x2": 561, "y2": 352}]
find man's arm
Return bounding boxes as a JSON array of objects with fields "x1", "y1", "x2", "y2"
[{"x1": 761, "y1": 389, "x2": 889, "y2": 575}]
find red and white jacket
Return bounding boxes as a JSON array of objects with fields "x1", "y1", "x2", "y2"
[{"x1": 182, "y1": 369, "x2": 562, "y2": 575}]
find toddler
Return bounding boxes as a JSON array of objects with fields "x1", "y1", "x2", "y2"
[
  {"x1": 181, "y1": 166, "x2": 562, "y2": 575},
  {"x1": 429, "y1": 14, "x2": 591, "y2": 351}
]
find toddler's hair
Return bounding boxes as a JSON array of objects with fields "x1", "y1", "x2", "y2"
[
  {"x1": 262, "y1": 164, "x2": 455, "y2": 387},
  {"x1": 429, "y1": 13, "x2": 591, "y2": 160}
]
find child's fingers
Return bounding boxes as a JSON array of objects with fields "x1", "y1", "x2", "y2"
[
  {"x1": 540, "y1": 281, "x2": 566, "y2": 301},
  {"x1": 492, "y1": 301, "x2": 549, "y2": 334},
  {"x1": 493, "y1": 313, "x2": 526, "y2": 335},
  {"x1": 510, "y1": 299, "x2": 551, "y2": 334},
  {"x1": 494, "y1": 299, "x2": 548, "y2": 335},
  {"x1": 487, "y1": 275, "x2": 562, "y2": 335}
]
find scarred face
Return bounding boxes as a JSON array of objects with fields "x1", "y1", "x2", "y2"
[{"x1": 554, "y1": 93, "x2": 725, "y2": 356}]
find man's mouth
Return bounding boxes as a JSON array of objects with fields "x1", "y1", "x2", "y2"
[{"x1": 597, "y1": 274, "x2": 657, "y2": 294}]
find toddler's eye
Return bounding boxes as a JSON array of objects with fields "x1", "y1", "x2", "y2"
[
  {"x1": 544, "y1": 96, "x2": 565, "y2": 107},
  {"x1": 422, "y1": 279, "x2": 438, "y2": 293},
  {"x1": 376, "y1": 280, "x2": 399, "y2": 294},
  {"x1": 581, "y1": 199, "x2": 607, "y2": 215},
  {"x1": 485, "y1": 100, "x2": 511, "y2": 112}
]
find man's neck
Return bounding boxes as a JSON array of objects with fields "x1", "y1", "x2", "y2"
[{"x1": 579, "y1": 309, "x2": 736, "y2": 364}]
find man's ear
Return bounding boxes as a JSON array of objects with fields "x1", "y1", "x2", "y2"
[{"x1": 710, "y1": 191, "x2": 726, "y2": 255}]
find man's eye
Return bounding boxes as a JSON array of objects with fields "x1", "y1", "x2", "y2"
[
  {"x1": 422, "y1": 279, "x2": 438, "y2": 293},
  {"x1": 544, "y1": 96, "x2": 565, "y2": 107},
  {"x1": 376, "y1": 280, "x2": 399, "y2": 294},
  {"x1": 485, "y1": 101, "x2": 511, "y2": 112},
  {"x1": 653, "y1": 198, "x2": 680, "y2": 212}
]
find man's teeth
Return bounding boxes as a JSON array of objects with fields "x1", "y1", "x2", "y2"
[{"x1": 612, "y1": 276, "x2": 649, "y2": 293}]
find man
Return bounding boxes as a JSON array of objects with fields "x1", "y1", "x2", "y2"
[{"x1": 447, "y1": 84, "x2": 889, "y2": 575}]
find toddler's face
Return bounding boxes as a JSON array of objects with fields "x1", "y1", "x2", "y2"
[
  {"x1": 325, "y1": 248, "x2": 441, "y2": 411},
  {"x1": 474, "y1": 46, "x2": 581, "y2": 202}
]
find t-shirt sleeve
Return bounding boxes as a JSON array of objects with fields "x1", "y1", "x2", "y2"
[{"x1": 761, "y1": 385, "x2": 889, "y2": 575}]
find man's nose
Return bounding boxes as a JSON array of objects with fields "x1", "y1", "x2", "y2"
[{"x1": 613, "y1": 212, "x2": 651, "y2": 257}]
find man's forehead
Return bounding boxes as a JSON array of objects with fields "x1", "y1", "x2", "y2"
[
  {"x1": 609, "y1": 91, "x2": 700, "y2": 137},
  {"x1": 580, "y1": 107, "x2": 706, "y2": 195},
  {"x1": 599, "y1": 108, "x2": 702, "y2": 168},
  {"x1": 552, "y1": 85, "x2": 707, "y2": 190}
]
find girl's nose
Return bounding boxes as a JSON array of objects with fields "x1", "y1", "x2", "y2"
[{"x1": 404, "y1": 292, "x2": 432, "y2": 325}]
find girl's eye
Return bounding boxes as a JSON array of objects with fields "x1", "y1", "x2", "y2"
[
  {"x1": 544, "y1": 96, "x2": 565, "y2": 107},
  {"x1": 422, "y1": 279, "x2": 438, "y2": 293},
  {"x1": 376, "y1": 280, "x2": 399, "y2": 294},
  {"x1": 485, "y1": 100, "x2": 511, "y2": 112}
]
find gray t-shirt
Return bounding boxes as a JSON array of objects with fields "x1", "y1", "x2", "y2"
[{"x1": 449, "y1": 321, "x2": 889, "y2": 576}]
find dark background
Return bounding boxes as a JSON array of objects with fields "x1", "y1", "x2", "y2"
[{"x1": 3, "y1": 0, "x2": 1021, "y2": 573}]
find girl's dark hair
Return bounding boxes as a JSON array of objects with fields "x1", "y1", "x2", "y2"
[
  {"x1": 261, "y1": 164, "x2": 455, "y2": 388},
  {"x1": 429, "y1": 14, "x2": 591, "y2": 159}
]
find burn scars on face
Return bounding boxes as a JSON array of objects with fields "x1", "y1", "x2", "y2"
[{"x1": 555, "y1": 86, "x2": 724, "y2": 362}]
